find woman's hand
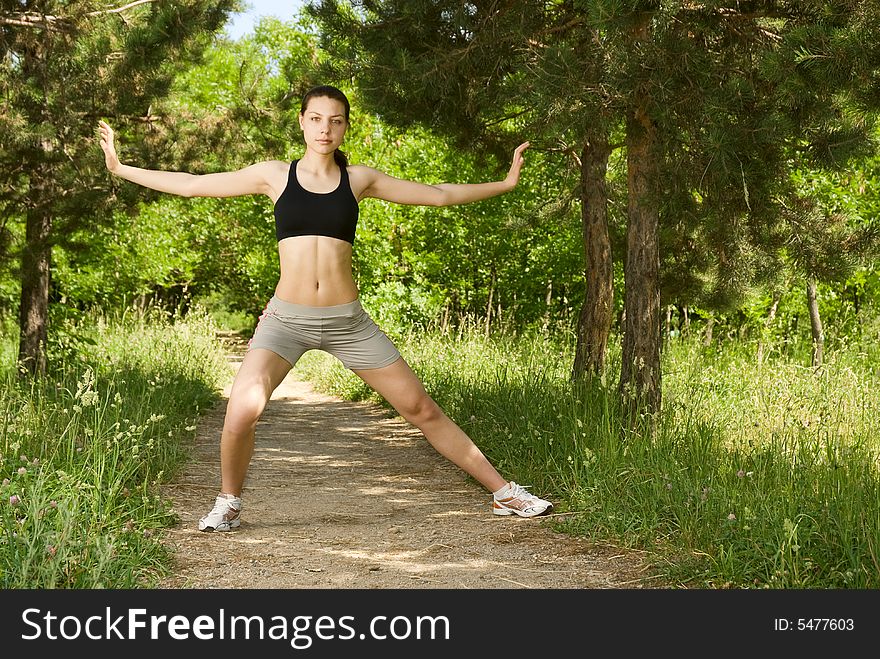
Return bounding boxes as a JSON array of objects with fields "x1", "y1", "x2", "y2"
[
  {"x1": 98, "y1": 120, "x2": 120, "y2": 173},
  {"x1": 504, "y1": 141, "x2": 530, "y2": 189}
]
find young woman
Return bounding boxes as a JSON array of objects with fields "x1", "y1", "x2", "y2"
[{"x1": 98, "y1": 85, "x2": 552, "y2": 531}]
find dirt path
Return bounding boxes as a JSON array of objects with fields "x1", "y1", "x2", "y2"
[{"x1": 157, "y1": 334, "x2": 656, "y2": 589}]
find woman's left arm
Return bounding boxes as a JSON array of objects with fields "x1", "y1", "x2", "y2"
[{"x1": 358, "y1": 141, "x2": 529, "y2": 207}]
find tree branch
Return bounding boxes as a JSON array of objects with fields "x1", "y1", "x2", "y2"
[
  {"x1": 85, "y1": 0, "x2": 160, "y2": 17},
  {"x1": 1, "y1": 2, "x2": 159, "y2": 32},
  {"x1": 0, "y1": 14, "x2": 72, "y2": 32}
]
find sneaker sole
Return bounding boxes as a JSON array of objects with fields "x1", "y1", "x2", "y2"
[
  {"x1": 493, "y1": 504, "x2": 552, "y2": 518},
  {"x1": 198, "y1": 519, "x2": 241, "y2": 532}
]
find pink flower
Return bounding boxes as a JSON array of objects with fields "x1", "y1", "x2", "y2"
[
  {"x1": 736, "y1": 469, "x2": 745, "y2": 478},
  {"x1": 727, "y1": 513, "x2": 736, "y2": 521},
  {"x1": 1, "y1": 478, "x2": 9, "y2": 487},
  {"x1": 49, "y1": 500, "x2": 58, "y2": 508},
  {"x1": 17, "y1": 467, "x2": 26, "y2": 476},
  {"x1": 9, "y1": 494, "x2": 21, "y2": 506},
  {"x1": 47, "y1": 545, "x2": 57, "y2": 557}
]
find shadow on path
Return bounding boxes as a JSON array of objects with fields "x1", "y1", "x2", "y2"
[{"x1": 158, "y1": 334, "x2": 655, "y2": 589}]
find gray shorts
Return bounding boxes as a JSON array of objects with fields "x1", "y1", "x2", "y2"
[{"x1": 246, "y1": 295, "x2": 401, "y2": 370}]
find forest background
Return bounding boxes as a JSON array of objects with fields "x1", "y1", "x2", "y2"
[{"x1": 1, "y1": 1, "x2": 879, "y2": 590}]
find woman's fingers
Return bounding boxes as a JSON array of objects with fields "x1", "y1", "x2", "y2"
[
  {"x1": 511, "y1": 141, "x2": 530, "y2": 168},
  {"x1": 506, "y1": 141, "x2": 530, "y2": 186},
  {"x1": 98, "y1": 121, "x2": 119, "y2": 171}
]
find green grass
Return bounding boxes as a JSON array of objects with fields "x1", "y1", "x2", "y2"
[
  {"x1": 4, "y1": 301, "x2": 878, "y2": 589},
  {"x1": 0, "y1": 303, "x2": 230, "y2": 588},
  {"x1": 294, "y1": 322, "x2": 880, "y2": 589}
]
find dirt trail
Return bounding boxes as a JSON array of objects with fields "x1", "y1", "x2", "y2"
[{"x1": 157, "y1": 333, "x2": 656, "y2": 589}]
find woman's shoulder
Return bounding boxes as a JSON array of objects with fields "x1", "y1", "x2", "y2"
[
  {"x1": 234, "y1": 159, "x2": 291, "y2": 176},
  {"x1": 345, "y1": 164, "x2": 384, "y2": 201},
  {"x1": 264, "y1": 159, "x2": 294, "y2": 171},
  {"x1": 241, "y1": 160, "x2": 293, "y2": 199},
  {"x1": 346, "y1": 163, "x2": 378, "y2": 173},
  {"x1": 346, "y1": 163, "x2": 383, "y2": 183}
]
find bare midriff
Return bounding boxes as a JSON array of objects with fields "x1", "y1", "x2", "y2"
[{"x1": 274, "y1": 235, "x2": 359, "y2": 306}]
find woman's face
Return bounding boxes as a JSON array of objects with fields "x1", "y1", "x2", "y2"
[{"x1": 299, "y1": 96, "x2": 348, "y2": 155}]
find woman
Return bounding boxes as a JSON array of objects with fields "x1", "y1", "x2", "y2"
[{"x1": 98, "y1": 85, "x2": 552, "y2": 531}]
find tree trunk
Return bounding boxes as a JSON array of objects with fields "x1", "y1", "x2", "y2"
[
  {"x1": 756, "y1": 291, "x2": 780, "y2": 364},
  {"x1": 18, "y1": 177, "x2": 52, "y2": 378},
  {"x1": 542, "y1": 280, "x2": 553, "y2": 333},
  {"x1": 485, "y1": 266, "x2": 495, "y2": 337},
  {"x1": 619, "y1": 97, "x2": 662, "y2": 415},
  {"x1": 807, "y1": 278, "x2": 824, "y2": 367},
  {"x1": 572, "y1": 137, "x2": 613, "y2": 380},
  {"x1": 664, "y1": 305, "x2": 672, "y2": 348},
  {"x1": 703, "y1": 316, "x2": 714, "y2": 346}
]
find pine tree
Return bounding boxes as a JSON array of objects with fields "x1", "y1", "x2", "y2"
[
  {"x1": 1, "y1": 0, "x2": 239, "y2": 377},
  {"x1": 309, "y1": 0, "x2": 619, "y2": 380},
  {"x1": 308, "y1": 0, "x2": 880, "y2": 415}
]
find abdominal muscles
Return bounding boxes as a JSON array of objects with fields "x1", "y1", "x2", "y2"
[{"x1": 275, "y1": 236, "x2": 358, "y2": 306}]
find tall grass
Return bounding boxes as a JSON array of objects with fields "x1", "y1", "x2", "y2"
[
  {"x1": 6, "y1": 299, "x2": 874, "y2": 589},
  {"x1": 294, "y1": 319, "x2": 880, "y2": 589},
  {"x1": 0, "y1": 303, "x2": 229, "y2": 588}
]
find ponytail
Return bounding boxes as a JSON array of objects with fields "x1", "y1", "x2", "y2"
[{"x1": 333, "y1": 148, "x2": 349, "y2": 168}]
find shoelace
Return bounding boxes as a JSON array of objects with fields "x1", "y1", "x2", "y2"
[
  {"x1": 497, "y1": 484, "x2": 537, "y2": 507},
  {"x1": 211, "y1": 497, "x2": 240, "y2": 518},
  {"x1": 509, "y1": 483, "x2": 536, "y2": 500}
]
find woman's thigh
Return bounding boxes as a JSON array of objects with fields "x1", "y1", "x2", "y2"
[{"x1": 353, "y1": 357, "x2": 437, "y2": 422}]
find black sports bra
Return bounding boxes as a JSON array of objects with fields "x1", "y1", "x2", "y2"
[{"x1": 273, "y1": 159, "x2": 359, "y2": 244}]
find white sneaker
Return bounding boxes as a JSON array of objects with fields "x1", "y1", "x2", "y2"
[
  {"x1": 198, "y1": 493, "x2": 242, "y2": 532},
  {"x1": 493, "y1": 482, "x2": 553, "y2": 518}
]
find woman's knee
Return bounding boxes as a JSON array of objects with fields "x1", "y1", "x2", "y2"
[
  {"x1": 224, "y1": 380, "x2": 273, "y2": 431},
  {"x1": 400, "y1": 393, "x2": 443, "y2": 427}
]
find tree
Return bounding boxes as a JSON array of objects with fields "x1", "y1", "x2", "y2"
[
  {"x1": 47, "y1": 15, "x2": 316, "y2": 317},
  {"x1": 308, "y1": 0, "x2": 619, "y2": 381},
  {"x1": 309, "y1": 0, "x2": 880, "y2": 417},
  {"x1": 0, "y1": 0, "x2": 238, "y2": 377}
]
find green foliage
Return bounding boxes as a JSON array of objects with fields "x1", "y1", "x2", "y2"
[
  {"x1": 296, "y1": 322, "x2": 880, "y2": 589},
  {"x1": 0, "y1": 301, "x2": 229, "y2": 587},
  {"x1": 308, "y1": 0, "x2": 880, "y2": 331},
  {"x1": 1, "y1": 0, "x2": 242, "y2": 379},
  {"x1": 347, "y1": 122, "x2": 585, "y2": 336},
  {"x1": 45, "y1": 15, "x2": 586, "y2": 334},
  {"x1": 0, "y1": 0, "x2": 241, "y2": 251},
  {"x1": 9, "y1": 6, "x2": 875, "y2": 352}
]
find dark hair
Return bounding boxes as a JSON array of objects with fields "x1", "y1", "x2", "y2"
[{"x1": 301, "y1": 85, "x2": 350, "y2": 168}]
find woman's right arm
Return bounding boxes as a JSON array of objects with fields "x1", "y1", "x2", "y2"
[{"x1": 98, "y1": 120, "x2": 274, "y2": 198}]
